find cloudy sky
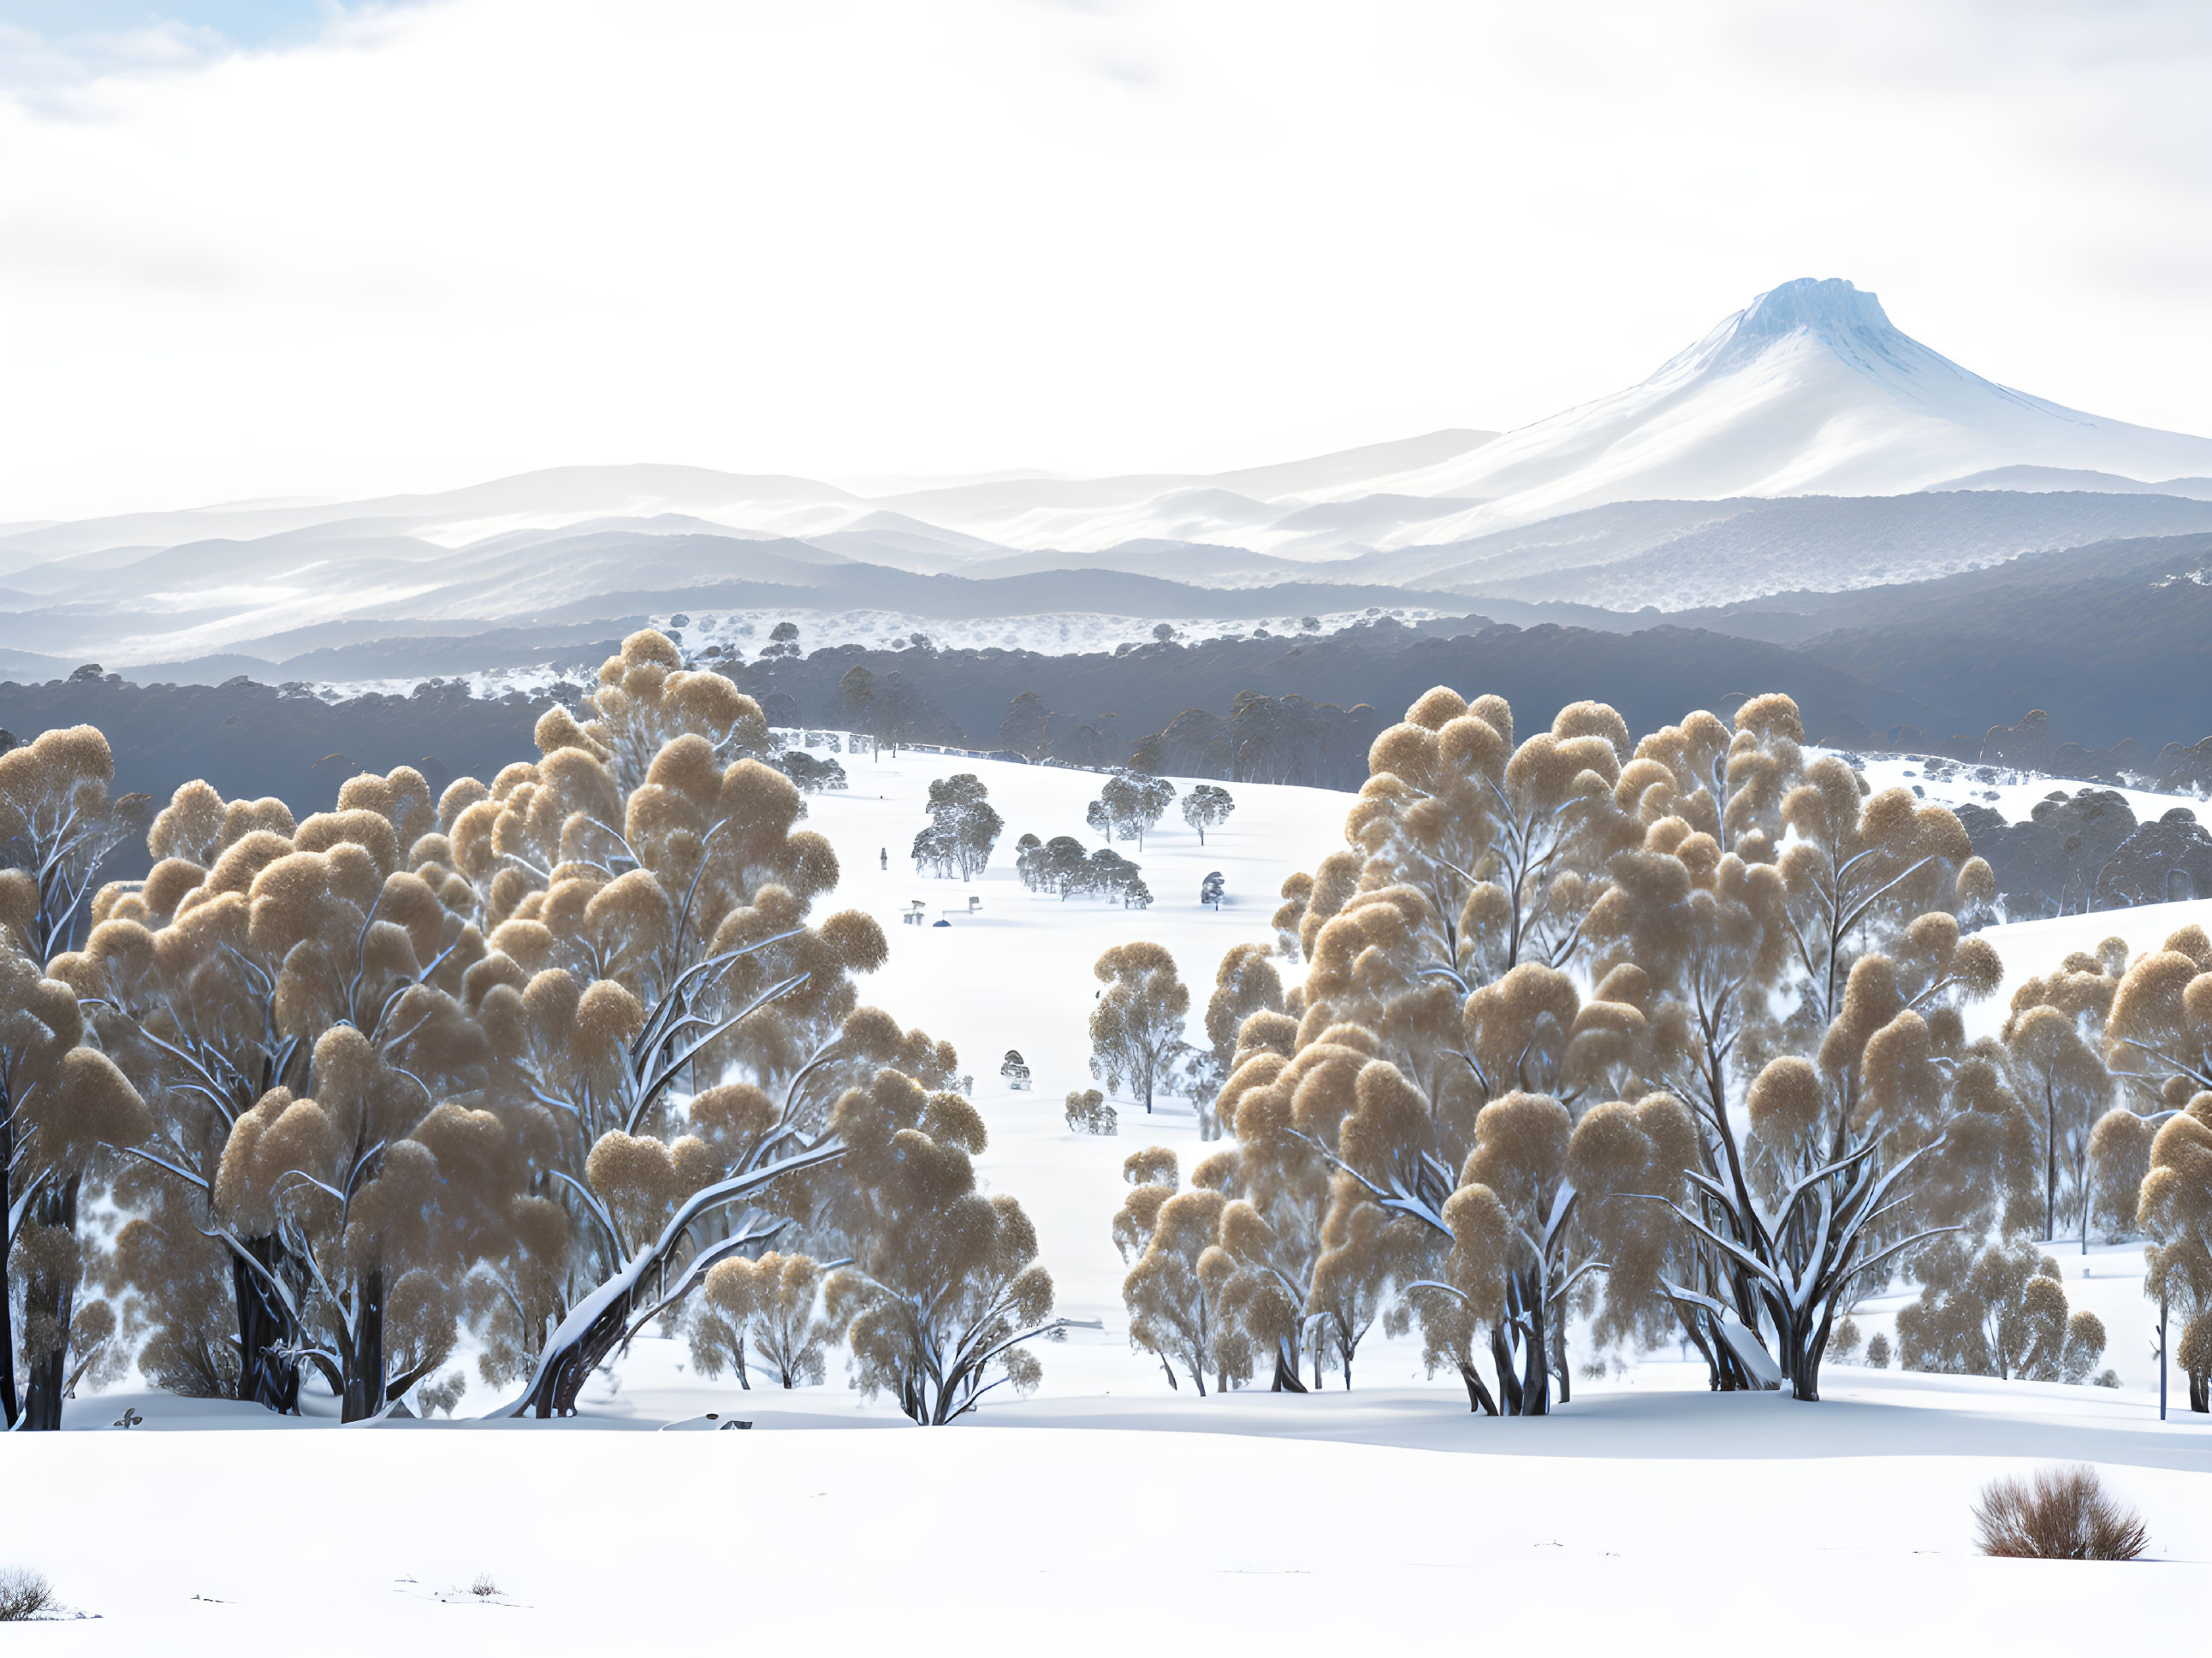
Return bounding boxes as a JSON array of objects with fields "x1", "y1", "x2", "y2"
[{"x1": 2, "y1": 0, "x2": 2207, "y2": 519}]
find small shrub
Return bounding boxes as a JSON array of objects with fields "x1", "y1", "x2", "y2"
[
  {"x1": 418, "y1": 1371, "x2": 466, "y2": 1417},
  {"x1": 0, "y1": 1567, "x2": 53, "y2": 1621},
  {"x1": 470, "y1": 1573, "x2": 501, "y2": 1599},
  {"x1": 1972, "y1": 1466, "x2": 2149, "y2": 1560},
  {"x1": 1064, "y1": 1088, "x2": 1117, "y2": 1135},
  {"x1": 1828, "y1": 1317, "x2": 1863, "y2": 1362},
  {"x1": 1865, "y1": 1331, "x2": 1891, "y2": 1369}
]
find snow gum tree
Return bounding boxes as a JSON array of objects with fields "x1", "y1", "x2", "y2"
[
  {"x1": 2003, "y1": 1003, "x2": 2114, "y2": 1250},
  {"x1": 911, "y1": 773, "x2": 1002, "y2": 879},
  {"x1": 823, "y1": 1069, "x2": 1078, "y2": 1423},
  {"x1": 1117, "y1": 1147, "x2": 1247, "y2": 1393},
  {"x1": 1190, "y1": 943, "x2": 1284, "y2": 1138},
  {"x1": 1894, "y1": 1237, "x2": 2110, "y2": 1383},
  {"x1": 10, "y1": 632, "x2": 1054, "y2": 1424},
  {"x1": 50, "y1": 767, "x2": 487, "y2": 1415},
  {"x1": 1239, "y1": 684, "x2": 2017, "y2": 1408},
  {"x1": 1089, "y1": 941, "x2": 1191, "y2": 1114},
  {"x1": 0, "y1": 725, "x2": 152, "y2": 962},
  {"x1": 2138, "y1": 1088, "x2": 2212, "y2": 1412},
  {"x1": 1088, "y1": 773, "x2": 1176, "y2": 850},
  {"x1": 1182, "y1": 785, "x2": 1235, "y2": 845},
  {"x1": 1, "y1": 944, "x2": 151, "y2": 1429},
  {"x1": 690, "y1": 1251, "x2": 837, "y2": 1389}
]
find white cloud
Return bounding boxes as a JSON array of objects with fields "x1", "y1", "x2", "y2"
[{"x1": 0, "y1": 0, "x2": 2208, "y2": 519}]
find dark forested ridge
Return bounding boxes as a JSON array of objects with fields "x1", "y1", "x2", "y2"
[
  {"x1": 0, "y1": 673, "x2": 557, "y2": 873},
  {"x1": 7, "y1": 578, "x2": 2209, "y2": 824}
]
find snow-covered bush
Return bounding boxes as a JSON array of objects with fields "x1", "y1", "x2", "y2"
[{"x1": 1064, "y1": 1089, "x2": 1116, "y2": 1134}]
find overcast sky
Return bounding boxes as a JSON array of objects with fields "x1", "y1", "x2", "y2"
[{"x1": 1, "y1": 0, "x2": 2208, "y2": 519}]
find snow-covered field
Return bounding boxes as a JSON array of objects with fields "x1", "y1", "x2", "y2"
[
  {"x1": 1856, "y1": 753, "x2": 2210, "y2": 826},
  {"x1": 11, "y1": 749, "x2": 2212, "y2": 1649}
]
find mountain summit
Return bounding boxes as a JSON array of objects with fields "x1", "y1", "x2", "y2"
[{"x1": 1356, "y1": 277, "x2": 2212, "y2": 542}]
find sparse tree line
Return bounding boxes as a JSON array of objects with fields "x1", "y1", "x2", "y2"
[
  {"x1": 0, "y1": 631, "x2": 1077, "y2": 1430},
  {"x1": 1111, "y1": 686, "x2": 2212, "y2": 1412}
]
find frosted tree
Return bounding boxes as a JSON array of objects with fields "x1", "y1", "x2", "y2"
[
  {"x1": 1110, "y1": 1146, "x2": 1180, "y2": 1261},
  {"x1": 1, "y1": 944, "x2": 151, "y2": 1429},
  {"x1": 1182, "y1": 784, "x2": 1236, "y2": 845},
  {"x1": 2102, "y1": 923, "x2": 2212, "y2": 1097},
  {"x1": 691, "y1": 1252, "x2": 837, "y2": 1389},
  {"x1": 1575, "y1": 696, "x2": 2014, "y2": 1399},
  {"x1": 55, "y1": 769, "x2": 487, "y2": 1414},
  {"x1": 2003, "y1": 1005, "x2": 2113, "y2": 1250},
  {"x1": 910, "y1": 773, "x2": 1002, "y2": 880},
  {"x1": 1227, "y1": 684, "x2": 2020, "y2": 1406},
  {"x1": 2138, "y1": 1088, "x2": 2212, "y2": 1412},
  {"x1": 11, "y1": 637, "x2": 1048, "y2": 1424},
  {"x1": 1088, "y1": 773, "x2": 1177, "y2": 851},
  {"x1": 2084, "y1": 1107, "x2": 2156, "y2": 1241},
  {"x1": 1895, "y1": 1238, "x2": 2110, "y2": 1383},
  {"x1": 0, "y1": 725, "x2": 151, "y2": 962},
  {"x1": 823, "y1": 1071, "x2": 1080, "y2": 1423},
  {"x1": 1119, "y1": 1175, "x2": 1239, "y2": 1393},
  {"x1": 1089, "y1": 941, "x2": 1190, "y2": 1114},
  {"x1": 1190, "y1": 943, "x2": 1283, "y2": 1138}
]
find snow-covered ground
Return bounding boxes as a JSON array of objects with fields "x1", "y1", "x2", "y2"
[
  {"x1": 13, "y1": 749, "x2": 2212, "y2": 1649},
  {"x1": 1853, "y1": 752, "x2": 2210, "y2": 826}
]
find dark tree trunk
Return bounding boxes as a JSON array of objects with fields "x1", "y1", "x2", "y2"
[
  {"x1": 340, "y1": 1268, "x2": 387, "y2": 1424},
  {"x1": 233, "y1": 1233, "x2": 303, "y2": 1413},
  {"x1": 20, "y1": 1175, "x2": 83, "y2": 1432},
  {"x1": 1457, "y1": 1358, "x2": 1498, "y2": 1415},
  {"x1": 0, "y1": 1111, "x2": 15, "y2": 1428},
  {"x1": 1491, "y1": 1323, "x2": 1522, "y2": 1415},
  {"x1": 2191, "y1": 1371, "x2": 2208, "y2": 1414},
  {"x1": 1269, "y1": 1347, "x2": 1308, "y2": 1393},
  {"x1": 1519, "y1": 1284, "x2": 1551, "y2": 1416}
]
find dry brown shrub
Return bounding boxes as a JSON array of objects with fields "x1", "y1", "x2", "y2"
[
  {"x1": 1972, "y1": 1466, "x2": 2149, "y2": 1560},
  {"x1": 0, "y1": 1566, "x2": 52, "y2": 1620}
]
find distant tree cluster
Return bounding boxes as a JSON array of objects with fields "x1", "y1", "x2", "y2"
[
  {"x1": 775, "y1": 750, "x2": 847, "y2": 794},
  {"x1": 0, "y1": 632, "x2": 1078, "y2": 1430},
  {"x1": 1013, "y1": 834, "x2": 1151, "y2": 908}
]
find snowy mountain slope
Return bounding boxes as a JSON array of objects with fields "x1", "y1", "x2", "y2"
[
  {"x1": 10, "y1": 280, "x2": 2212, "y2": 660},
  {"x1": 1411, "y1": 490, "x2": 2212, "y2": 610},
  {"x1": 1353, "y1": 280, "x2": 2212, "y2": 545}
]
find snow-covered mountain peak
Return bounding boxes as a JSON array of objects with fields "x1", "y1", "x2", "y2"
[
  {"x1": 1354, "y1": 278, "x2": 2212, "y2": 540},
  {"x1": 1726, "y1": 276, "x2": 1895, "y2": 348}
]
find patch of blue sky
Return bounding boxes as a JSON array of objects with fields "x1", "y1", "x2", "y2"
[{"x1": 0, "y1": 2, "x2": 352, "y2": 47}]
